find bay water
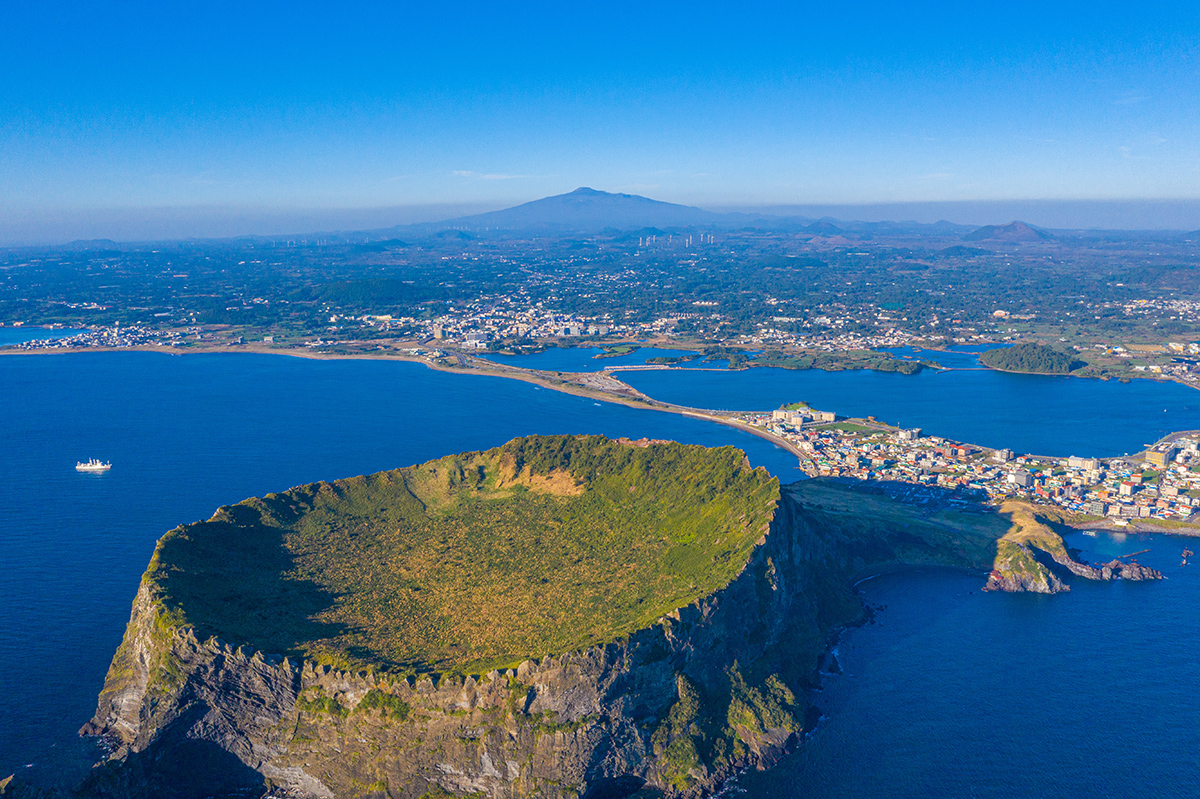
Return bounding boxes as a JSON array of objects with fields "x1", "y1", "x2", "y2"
[
  {"x1": 478, "y1": 345, "x2": 698, "y2": 372},
  {"x1": 619, "y1": 362, "x2": 1200, "y2": 457},
  {"x1": 738, "y1": 533, "x2": 1200, "y2": 798}
]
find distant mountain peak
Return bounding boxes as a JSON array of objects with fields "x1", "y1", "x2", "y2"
[
  {"x1": 394, "y1": 189, "x2": 1035, "y2": 238},
  {"x1": 427, "y1": 187, "x2": 721, "y2": 232},
  {"x1": 963, "y1": 220, "x2": 1053, "y2": 242}
]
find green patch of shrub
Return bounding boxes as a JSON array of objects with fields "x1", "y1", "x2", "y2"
[{"x1": 354, "y1": 689, "x2": 411, "y2": 721}]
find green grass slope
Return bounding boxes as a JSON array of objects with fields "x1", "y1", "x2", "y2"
[{"x1": 142, "y1": 435, "x2": 780, "y2": 675}]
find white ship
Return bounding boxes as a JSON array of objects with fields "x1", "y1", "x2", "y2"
[{"x1": 75, "y1": 458, "x2": 112, "y2": 472}]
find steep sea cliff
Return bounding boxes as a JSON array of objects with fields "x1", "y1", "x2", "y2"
[
  {"x1": 80, "y1": 497, "x2": 812, "y2": 799},
  {"x1": 12, "y1": 439, "x2": 1006, "y2": 799}
]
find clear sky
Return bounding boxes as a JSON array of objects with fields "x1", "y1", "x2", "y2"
[{"x1": 2, "y1": 1, "x2": 1198, "y2": 239}]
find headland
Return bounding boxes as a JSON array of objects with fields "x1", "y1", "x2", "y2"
[{"x1": 21, "y1": 435, "x2": 1044, "y2": 798}]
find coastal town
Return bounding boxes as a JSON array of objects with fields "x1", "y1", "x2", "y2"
[
  {"x1": 743, "y1": 406, "x2": 1200, "y2": 525},
  {"x1": 7, "y1": 324, "x2": 185, "y2": 350}
]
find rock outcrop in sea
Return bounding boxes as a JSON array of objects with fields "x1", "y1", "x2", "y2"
[{"x1": 984, "y1": 501, "x2": 1164, "y2": 593}]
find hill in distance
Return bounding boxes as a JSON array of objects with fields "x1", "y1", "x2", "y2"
[
  {"x1": 392, "y1": 188, "x2": 974, "y2": 237},
  {"x1": 433, "y1": 187, "x2": 727, "y2": 232},
  {"x1": 963, "y1": 220, "x2": 1054, "y2": 242}
]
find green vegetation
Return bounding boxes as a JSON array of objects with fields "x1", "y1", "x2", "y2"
[
  {"x1": 726, "y1": 665, "x2": 797, "y2": 735},
  {"x1": 785, "y1": 479, "x2": 1007, "y2": 570},
  {"x1": 526, "y1": 710, "x2": 600, "y2": 737},
  {"x1": 354, "y1": 689, "x2": 412, "y2": 721},
  {"x1": 816, "y1": 422, "x2": 875, "y2": 433},
  {"x1": 985, "y1": 501, "x2": 1083, "y2": 589},
  {"x1": 980, "y1": 342, "x2": 1085, "y2": 374},
  {"x1": 594, "y1": 344, "x2": 640, "y2": 358},
  {"x1": 996, "y1": 501, "x2": 1070, "y2": 556},
  {"x1": 6, "y1": 220, "x2": 1200, "y2": 355},
  {"x1": 141, "y1": 435, "x2": 779, "y2": 675},
  {"x1": 754, "y1": 349, "x2": 924, "y2": 374},
  {"x1": 315, "y1": 278, "x2": 446, "y2": 307},
  {"x1": 417, "y1": 789, "x2": 484, "y2": 799},
  {"x1": 646, "y1": 354, "x2": 703, "y2": 365},
  {"x1": 297, "y1": 687, "x2": 350, "y2": 717},
  {"x1": 652, "y1": 675, "x2": 707, "y2": 790}
]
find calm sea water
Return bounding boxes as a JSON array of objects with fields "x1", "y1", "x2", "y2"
[
  {"x1": 881, "y1": 343, "x2": 1003, "y2": 368},
  {"x1": 619, "y1": 363, "x2": 1200, "y2": 457},
  {"x1": 739, "y1": 533, "x2": 1200, "y2": 798},
  {"x1": 477, "y1": 344, "x2": 1200, "y2": 456},
  {"x1": 3, "y1": 351, "x2": 1198, "y2": 797},
  {"x1": 0, "y1": 352, "x2": 799, "y2": 777}
]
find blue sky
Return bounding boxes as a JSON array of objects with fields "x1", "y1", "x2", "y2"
[{"x1": 2, "y1": 1, "x2": 1198, "y2": 237}]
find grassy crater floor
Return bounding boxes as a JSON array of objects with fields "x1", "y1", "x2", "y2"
[{"x1": 144, "y1": 435, "x2": 780, "y2": 674}]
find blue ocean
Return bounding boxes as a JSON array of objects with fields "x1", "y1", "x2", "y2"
[
  {"x1": 739, "y1": 533, "x2": 1200, "y2": 798},
  {"x1": 619, "y1": 357, "x2": 1200, "y2": 457},
  {"x1": 0, "y1": 352, "x2": 799, "y2": 779},
  {"x1": 2, "y1": 351, "x2": 1198, "y2": 797}
]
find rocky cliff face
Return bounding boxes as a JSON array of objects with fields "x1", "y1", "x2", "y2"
[
  {"x1": 985, "y1": 540, "x2": 1069, "y2": 593},
  {"x1": 55, "y1": 478, "x2": 992, "y2": 799},
  {"x1": 983, "y1": 502, "x2": 1164, "y2": 594}
]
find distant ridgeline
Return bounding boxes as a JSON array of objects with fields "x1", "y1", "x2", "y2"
[
  {"x1": 41, "y1": 435, "x2": 1131, "y2": 799},
  {"x1": 979, "y1": 342, "x2": 1085, "y2": 374}
]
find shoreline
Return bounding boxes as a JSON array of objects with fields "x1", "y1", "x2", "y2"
[
  {"x1": 5, "y1": 336, "x2": 1198, "y2": 388},
  {"x1": 2, "y1": 340, "x2": 1195, "y2": 479},
  {"x1": 0, "y1": 343, "x2": 812, "y2": 461}
]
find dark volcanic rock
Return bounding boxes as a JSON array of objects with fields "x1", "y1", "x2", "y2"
[{"x1": 1101, "y1": 560, "x2": 1164, "y2": 581}]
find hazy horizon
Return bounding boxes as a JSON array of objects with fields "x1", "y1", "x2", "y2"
[{"x1": 3, "y1": 194, "x2": 1200, "y2": 247}]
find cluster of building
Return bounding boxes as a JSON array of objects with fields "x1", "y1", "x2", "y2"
[
  {"x1": 335, "y1": 291, "x2": 938, "y2": 355},
  {"x1": 359, "y1": 296, "x2": 734, "y2": 349},
  {"x1": 1080, "y1": 341, "x2": 1200, "y2": 382},
  {"x1": 7, "y1": 325, "x2": 184, "y2": 350},
  {"x1": 380, "y1": 297, "x2": 620, "y2": 348},
  {"x1": 320, "y1": 293, "x2": 1200, "y2": 382},
  {"x1": 1074, "y1": 443, "x2": 1200, "y2": 522},
  {"x1": 740, "y1": 324, "x2": 921, "y2": 352},
  {"x1": 744, "y1": 409, "x2": 1200, "y2": 522},
  {"x1": 1121, "y1": 297, "x2": 1200, "y2": 323}
]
